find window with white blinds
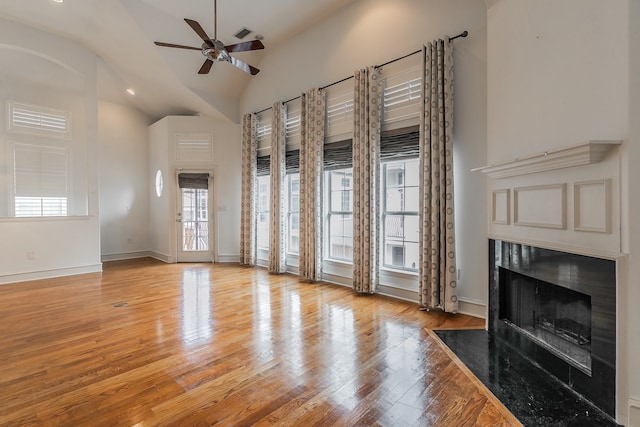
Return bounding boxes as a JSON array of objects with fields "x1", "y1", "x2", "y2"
[
  {"x1": 325, "y1": 80, "x2": 353, "y2": 143},
  {"x1": 257, "y1": 113, "x2": 272, "y2": 157},
  {"x1": 285, "y1": 98, "x2": 302, "y2": 150},
  {"x1": 176, "y1": 134, "x2": 213, "y2": 162},
  {"x1": 381, "y1": 53, "x2": 422, "y2": 131},
  {"x1": 8, "y1": 101, "x2": 71, "y2": 139},
  {"x1": 12, "y1": 143, "x2": 69, "y2": 217}
]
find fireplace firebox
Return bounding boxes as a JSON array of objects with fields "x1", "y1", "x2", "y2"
[
  {"x1": 489, "y1": 239, "x2": 616, "y2": 417},
  {"x1": 500, "y1": 269, "x2": 592, "y2": 374}
]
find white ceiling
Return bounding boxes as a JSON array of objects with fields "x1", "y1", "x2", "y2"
[{"x1": 0, "y1": 0, "x2": 355, "y2": 123}]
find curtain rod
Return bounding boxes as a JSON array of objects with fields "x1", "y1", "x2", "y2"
[{"x1": 254, "y1": 30, "x2": 468, "y2": 115}]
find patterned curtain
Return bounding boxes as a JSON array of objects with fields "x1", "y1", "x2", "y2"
[
  {"x1": 240, "y1": 113, "x2": 258, "y2": 266},
  {"x1": 299, "y1": 88, "x2": 326, "y2": 281},
  {"x1": 419, "y1": 39, "x2": 457, "y2": 312},
  {"x1": 268, "y1": 102, "x2": 287, "y2": 273},
  {"x1": 352, "y1": 67, "x2": 382, "y2": 294}
]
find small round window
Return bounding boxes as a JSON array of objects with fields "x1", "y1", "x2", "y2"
[{"x1": 155, "y1": 170, "x2": 163, "y2": 197}]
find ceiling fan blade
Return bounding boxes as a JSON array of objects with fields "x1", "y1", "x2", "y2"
[
  {"x1": 225, "y1": 40, "x2": 265, "y2": 53},
  {"x1": 198, "y1": 59, "x2": 214, "y2": 74},
  {"x1": 154, "y1": 41, "x2": 201, "y2": 51},
  {"x1": 184, "y1": 18, "x2": 213, "y2": 46},
  {"x1": 229, "y1": 56, "x2": 260, "y2": 75}
]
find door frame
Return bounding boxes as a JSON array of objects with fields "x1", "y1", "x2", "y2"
[{"x1": 174, "y1": 168, "x2": 217, "y2": 263}]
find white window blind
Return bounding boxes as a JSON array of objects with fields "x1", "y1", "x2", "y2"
[
  {"x1": 325, "y1": 80, "x2": 353, "y2": 143},
  {"x1": 8, "y1": 101, "x2": 71, "y2": 138},
  {"x1": 285, "y1": 98, "x2": 302, "y2": 150},
  {"x1": 12, "y1": 144, "x2": 69, "y2": 216},
  {"x1": 257, "y1": 114, "x2": 272, "y2": 157},
  {"x1": 176, "y1": 134, "x2": 213, "y2": 162},
  {"x1": 381, "y1": 53, "x2": 422, "y2": 130}
]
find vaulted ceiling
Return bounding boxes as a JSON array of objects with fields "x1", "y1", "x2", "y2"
[{"x1": 0, "y1": 0, "x2": 355, "y2": 123}]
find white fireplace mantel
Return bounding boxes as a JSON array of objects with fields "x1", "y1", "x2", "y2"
[{"x1": 472, "y1": 140, "x2": 622, "y2": 178}]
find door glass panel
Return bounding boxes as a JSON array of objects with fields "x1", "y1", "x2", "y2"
[{"x1": 181, "y1": 188, "x2": 209, "y2": 252}]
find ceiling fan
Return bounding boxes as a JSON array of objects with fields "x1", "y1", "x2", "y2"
[{"x1": 154, "y1": 0, "x2": 264, "y2": 75}]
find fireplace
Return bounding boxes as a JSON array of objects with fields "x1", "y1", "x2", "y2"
[
  {"x1": 500, "y1": 269, "x2": 592, "y2": 374},
  {"x1": 489, "y1": 239, "x2": 616, "y2": 417}
]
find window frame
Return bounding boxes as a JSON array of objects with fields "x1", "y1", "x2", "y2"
[
  {"x1": 380, "y1": 158, "x2": 420, "y2": 273},
  {"x1": 11, "y1": 142, "x2": 70, "y2": 217},
  {"x1": 256, "y1": 174, "x2": 270, "y2": 251},
  {"x1": 325, "y1": 167, "x2": 353, "y2": 263},
  {"x1": 286, "y1": 173, "x2": 300, "y2": 256}
]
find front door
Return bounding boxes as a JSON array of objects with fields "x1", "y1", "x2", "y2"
[{"x1": 177, "y1": 172, "x2": 212, "y2": 262}]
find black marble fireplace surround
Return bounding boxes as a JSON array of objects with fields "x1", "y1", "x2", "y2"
[{"x1": 489, "y1": 239, "x2": 616, "y2": 417}]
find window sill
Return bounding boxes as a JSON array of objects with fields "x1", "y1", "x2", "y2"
[
  {"x1": 324, "y1": 258, "x2": 353, "y2": 267},
  {"x1": 380, "y1": 266, "x2": 418, "y2": 278}
]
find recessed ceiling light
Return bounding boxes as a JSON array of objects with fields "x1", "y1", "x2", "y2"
[
  {"x1": 53, "y1": 0, "x2": 64, "y2": 3},
  {"x1": 126, "y1": 88, "x2": 136, "y2": 96}
]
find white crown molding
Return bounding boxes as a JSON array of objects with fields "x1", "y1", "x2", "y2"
[{"x1": 472, "y1": 140, "x2": 622, "y2": 178}]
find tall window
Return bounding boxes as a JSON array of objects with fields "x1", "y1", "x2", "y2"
[
  {"x1": 381, "y1": 159, "x2": 419, "y2": 271},
  {"x1": 12, "y1": 144, "x2": 69, "y2": 217},
  {"x1": 287, "y1": 173, "x2": 300, "y2": 254},
  {"x1": 326, "y1": 168, "x2": 353, "y2": 261},
  {"x1": 256, "y1": 175, "x2": 270, "y2": 250}
]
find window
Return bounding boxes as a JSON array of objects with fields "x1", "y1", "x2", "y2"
[
  {"x1": 8, "y1": 101, "x2": 70, "y2": 138},
  {"x1": 256, "y1": 175, "x2": 270, "y2": 250},
  {"x1": 12, "y1": 144, "x2": 69, "y2": 217},
  {"x1": 176, "y1": 134, "x2": 213, "y2": 162},
  {"x1": 287, "y1": 173, "x2": 300, "y2": 255},
  {"x1": 326, "y1": 168, "x2": 353, "y2": 262},
  {"x1": 381, "y1": 159, "x2": 420, "y2": 271}
]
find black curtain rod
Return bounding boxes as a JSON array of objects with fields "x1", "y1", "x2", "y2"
[{"x1": 254, "y1": 30, "x2": 468, "y2": 115}]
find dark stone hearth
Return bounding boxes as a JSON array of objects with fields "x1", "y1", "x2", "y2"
[
  {"x1": 434, "y1": 329, "x2": 619, "y2": 427},
  {"x1": 489, "y1": 240, "x2": 616, "y2": 417}
]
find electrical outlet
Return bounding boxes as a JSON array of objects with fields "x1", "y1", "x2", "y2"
[{"x1": 27, "y1": 251, "x2": 36, "y2": 260}]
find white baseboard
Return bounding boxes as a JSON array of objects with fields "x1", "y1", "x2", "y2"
[
  {"x1": 149, "y1": 252, "x2": 173, "y2": 263},
  {"x1": 457, "y1": 298, "x2": 487, "y2": 319},
  {"x1": 0, "y1": 263, "x2": 103, "y2": 285},
  {"x1": 628, "y1": 398, "x2": 640, "y2": 427},
  {"x1": 217, "y1": 254, "x2": 240, "y2": 263},
  {"x1": 377, "y1": 284, "x2": 420, "y2": 303},
  {"x1": 101, "y1": 251, "x2": 151, "y2": 262}
]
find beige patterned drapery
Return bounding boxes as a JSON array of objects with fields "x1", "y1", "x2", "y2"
[
  {"x1": 352, "y1": 67, "x2": 382, "y2": 294},
  {"x1": 299, "y1": 88, "x2": 326, "y2": 281},
  {"x1": 240, "y1": 113, "x2": 258, "y2": 266},
  {"x1": 268, "y1": 102, "x2": 287, "y2": 273},
  {"x1": 419, "y1": 39, "x2": 457, "y2": 312}
]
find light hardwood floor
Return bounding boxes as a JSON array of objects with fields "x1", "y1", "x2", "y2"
[{"x1": 0, "y1": 258, "x2": 520, "y2": 426}]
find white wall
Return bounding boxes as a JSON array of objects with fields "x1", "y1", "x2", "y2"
[
  {"x1": 240, "y1": 0, "x2": 488, "y2": 315},
  {"x1": 0, "y1": 17, "x2": 101, "y2": 284},
  {"x1": 487, "y1": 0, "x2": 628, "y2": 164},
  {"x1": 99, "y1": 101, "x2": 150, "y2": 261},
  {"x1": 148, "y1": 118, "x2": 171, "y2": 261},
  {"x1": 148, "y1": 116, "x2": 241, "y2": 263},
  {"x1": 626, "y1": 2, "x2": 640, "y2": 425},
  {"x1": 487, "y1": 0, "x2": 631, "y2": 422}
]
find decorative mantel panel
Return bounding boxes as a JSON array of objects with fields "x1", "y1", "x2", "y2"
[{"x1": 478, "y1": 140, "x2": 623, "y2": 256}]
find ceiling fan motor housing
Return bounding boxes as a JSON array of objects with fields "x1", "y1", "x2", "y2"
[{"x1": 202, "y1": 40, "x2": 230, "y2": 62}]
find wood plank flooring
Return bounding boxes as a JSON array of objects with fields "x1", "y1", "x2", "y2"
[{"x1": 0, "y1": 258, "x2": 520, "y2": 426}]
